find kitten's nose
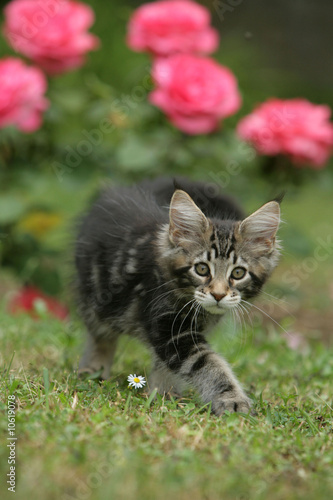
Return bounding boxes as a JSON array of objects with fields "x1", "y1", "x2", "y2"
[{"x1": 211, "y1": 292, "x2": 226, "y2": 303}]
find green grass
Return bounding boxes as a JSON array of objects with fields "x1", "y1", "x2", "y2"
[{"x1": 0, "y1": 307, "x2": 332, "y2": 500}]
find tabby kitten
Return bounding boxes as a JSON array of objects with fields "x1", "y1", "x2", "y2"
[{"x1": 75, "y1": 177, "x2": 281, "y2": 415}]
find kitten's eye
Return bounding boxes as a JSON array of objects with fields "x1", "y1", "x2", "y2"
[
  {"x1": 194, "y1": 262, "x2": 210, "y2": 277},
  {"x1": 231, "y1": 267, "x2": 246, "y2": 280}
]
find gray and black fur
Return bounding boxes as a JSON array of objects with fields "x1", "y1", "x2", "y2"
[{"x1": 75, "y1": 177, "x2": 281, "y2": 415}]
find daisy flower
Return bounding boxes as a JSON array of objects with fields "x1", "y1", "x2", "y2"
[{"x1": 127, "y1": 374, "x2": 146, "y2": 389}]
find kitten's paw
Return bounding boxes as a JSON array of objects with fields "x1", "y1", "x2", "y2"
[{"x1": 212, "y1": 393, "x2": 252, "y2": 416}]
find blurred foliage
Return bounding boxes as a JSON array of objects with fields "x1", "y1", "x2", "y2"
[{"x1": 0, "y1": 0, "x2": 332, "y2": 297}]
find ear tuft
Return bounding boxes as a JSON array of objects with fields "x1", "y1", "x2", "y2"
[
  {"x1": 272, "y1": 191, "x2": 285, "y2": 205},
  {"x1": 169, "y1": 190, "x2": 209, "y2": 247},
  {"x1": 240, "y1": 201, "x2": 280, "y2": 243}
]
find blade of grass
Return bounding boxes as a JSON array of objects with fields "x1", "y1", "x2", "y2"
[
  {"x1": 3, "y1": 351, "x2": 15, "y2": 384},
  {"x1": 43, "y1": 367, "x2": 50, "y2": 411},
  {"x1": 190, "y1": 401, "x2": 212, "y2": 416},
  {"x1": 239, "y1": 412, "x2": 258, "y2": 425},
  {"x1": 124, "y1": 392, "x2": 131, "y2": 413},
  {"x1": 266, "y1": 405, "x2": 273, "y2": 426},
  {"x1": 145, "y1": 388, "x2": 158, "y2": 409},
  {"x1": 300, "y1": 409, "x2": 320, "y2": 436}
]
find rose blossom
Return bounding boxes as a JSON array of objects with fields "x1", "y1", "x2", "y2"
[
  {"x1": 8, "y1": 286, "x2": 69, "y2": 320},
  {"x1": 3, "y1": 0, "x2": 100, "y2": 74},
  {"x1": 237, "y1": 98, "x2": 333, "y2": 168},
  {"x1": 150, "y1": 54, "x2": 241, "y2": 134},
  {"x1": 0, "y1": 57, "x2": 49, "y2": 132},
  {"x1": 127, "y1": 0, "x2": 219, "y2": 56}
]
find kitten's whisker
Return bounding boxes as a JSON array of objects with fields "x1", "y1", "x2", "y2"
[
  {"x1": 191, "y1": 301, "x2": 201, "y2": 333},
  {"x1": 177, "y1": 300, "x2": 197, "y2": 345},
  {"x1": 238, "y1": 301, "x2": 253, "y2": 322},
  {"x1": 234, "y1": 304, "x2": 245, "y2": 339},
  {"x1": 194, "y1": 303, "x2": 201, "y2": 336},
  {"x1": 230, "y1": 308, "x2": 237, "y2": 337},
  {"x1": 170, "y1": 299, "x2": 195, "y2": 356},
  {"x1": 196, "y1": 304, "x2": 203, "y2": 335},
  {"x1": 145, "y1": 286, "x2": 188, "y2": 311},
  {"x1": 154, "y1": 293, "x2": 187, "y2": 326},
  {"x1": 175, "y1": 301, "x2": 197, "y2": 356},
  {"x1": 260, "y1": 290, "x2": 289, "y2": 305},
  {"x1": 239, "y1": 301, "x2": 251, "y2": 311},
  {"x1": 235, "y1": 303, "x2": 249, "y2": 349},
  {"x1": 146, "y1": 288, "x2": 181, "y2": 308},
  {"x1": 259, "y1": 291, "x2": 296, "y2": 318},
  {"x1": 145, "y1": 290, "x2": 176, "y2": 311},
  {"x1": 241, "y1": 299, "x2": 290, "y2": 335},
  {"x1": 230, "y1": 305, "x2": 239, "y2": 329},
  {"x1": 177, "y1": 300, "x2": 200, "y2": 353},
  {"x1": 195, "y1": 303, "x2": 203, "y2": 344},
  {"x1": 232, "y1": 307, "x2": 246, "y2": 350},
  {"x1": 146, "y1": 279, "x2": 177, "y2": 294},
  {"x1": 238, "y1": 302, "x2": 253, "y2": 330},
  {"x1": 190, "y1": 301, "x2": 202, "y2": 352},
  {"x1": 153, "y1": 293, "x2": 186, "y2": 317},
  {"x1": 236, "y1": 304, "x2": 246, "y2": 333}
]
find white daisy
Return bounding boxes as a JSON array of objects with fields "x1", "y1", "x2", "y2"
[{"x1": 127, "y1": 374, "x2": 146, "y2": 389}]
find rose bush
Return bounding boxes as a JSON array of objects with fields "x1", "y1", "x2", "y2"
[
  {"x1": 3, "y1": 0, "x2": 99, "y2": 74},
  {"x1": 150, "y1": 53, "x2": 241, "y2": 134},
  {"x1": 127, "y1": 0, "x2": 219, "y2": 56},
  {"x1": 0, "y1": 57, "x2": 48, "y2": 132},
  {"x1": 237, "y1": 98, "x2": 333, "y2": 167}
]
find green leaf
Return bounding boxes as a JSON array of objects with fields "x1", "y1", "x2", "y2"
[
  {"x1": 51, "y1": 89, "x2": 89, "y2": 113},
  {"x1": 116, "y1": 133, "x2": 167, "y2": 172}
]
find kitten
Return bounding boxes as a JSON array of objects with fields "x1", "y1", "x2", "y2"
[{"x1": 75, "y1": 177, "x2": 281, "y2": 415}]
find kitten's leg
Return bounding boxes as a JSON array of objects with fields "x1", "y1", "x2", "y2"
[
  {"x1": 149, "y1": 358, "x2": 186, "y2": 397},
  {"x1": 156, "y1": 334, "x2": 252, "y2": 415},
  {"x1": 183, "y1": 349, "x2": 252, "y2": 415},
  {"x1": 78, "y1": 333, "x2": 118, "y2": 380}
]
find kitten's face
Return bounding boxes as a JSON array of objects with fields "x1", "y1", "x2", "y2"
[
  {"x1": 165, "y1": 190, "x2": 281, "y2": 315},
  {"x1": 180, "y1": 229, "x2": 273, "y2": 314}
]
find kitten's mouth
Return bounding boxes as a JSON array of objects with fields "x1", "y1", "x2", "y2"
[
  {"x1": 203, "y1": 305, "x2": 227, "y2": 315},
  {"x1": 200, "y1": 300, "x2": 240, "y2": 315}
]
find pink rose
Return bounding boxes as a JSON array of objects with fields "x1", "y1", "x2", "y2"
[
  {"x1": 0, "y1": 57, "x2": 49, "y2": 132},
  {"x1": 3, "y1": 0, "x2": 100, "y2": 75},
  {"x1": 150, "y1": 54, "x2": 241, "y2": 134},
  {"x1": 127, "y1": 0, "x2": 219, "y2": 56},
  {"x1": 237, "y1": 98, "x2": 333, "y2": 168}
]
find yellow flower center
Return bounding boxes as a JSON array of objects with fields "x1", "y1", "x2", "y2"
[{"x1": 133, "y1": 377, "x2": 140, "y2": 383}]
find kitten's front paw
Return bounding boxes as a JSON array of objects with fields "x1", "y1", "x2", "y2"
[{"x1": 212, "y1": 392, "x2": 252, "y2": 416}]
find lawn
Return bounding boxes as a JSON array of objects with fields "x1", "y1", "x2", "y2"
[
  {"x1": 1, "y1": 169, "x2": 333, "y2": 500},
  {"x1": 1, "y1": 303, "x2": 332, "y2": 500}
]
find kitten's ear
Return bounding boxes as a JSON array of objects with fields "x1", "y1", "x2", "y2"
[
  {"x1": 169, "y1": 190, "x2": 210, "y2": 247},
  {"x1": 239, "y1": 201, "x2": 280, "y2": 250}
]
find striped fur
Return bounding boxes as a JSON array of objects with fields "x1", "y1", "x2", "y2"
[{"x1": 75, "y1": 177, "x2": 281, "y2": 415}]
